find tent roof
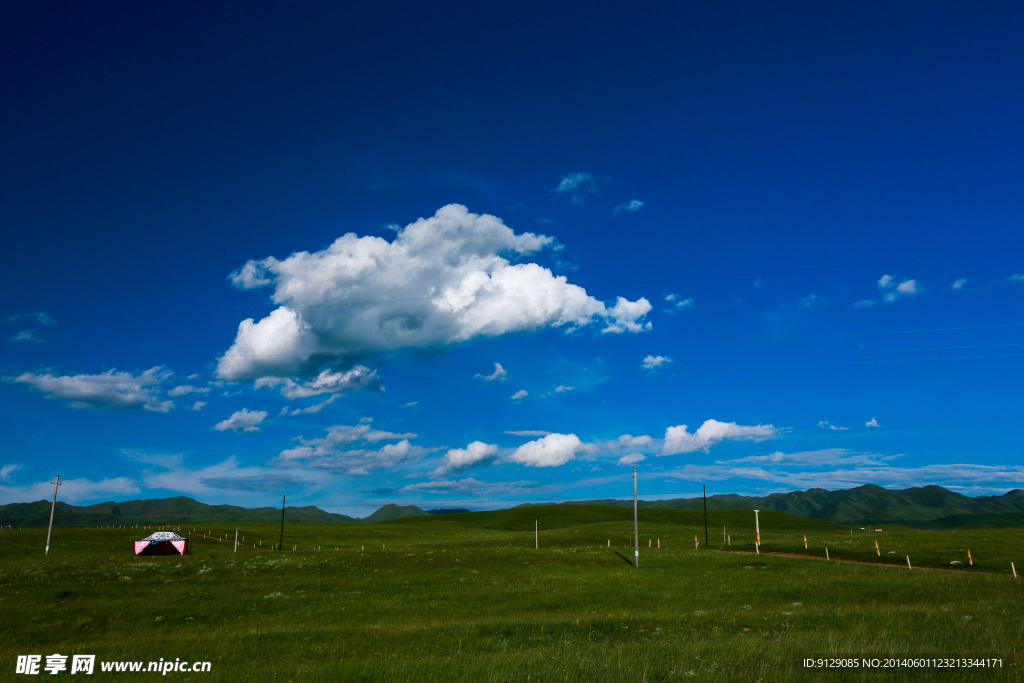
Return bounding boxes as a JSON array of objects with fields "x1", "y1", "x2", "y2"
[{"x1": 139, "y1": 531, "x2": 186, "y2": 542}]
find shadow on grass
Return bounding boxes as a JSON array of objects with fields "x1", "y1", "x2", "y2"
[{"x1": 613, "y1": 550, "x2": 634, "y2": 567}]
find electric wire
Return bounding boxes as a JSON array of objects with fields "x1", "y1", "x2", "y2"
[
  {"x1": 0, "y1": 323, "x2": 1019, "y2": 365},
  {"x1": 8, "y1": 343, "x2": 1020, "y2": 384},
  {"x1": 0, "y1": 396, "x2": 44, "y2": 483},
  {"x1": 42, "y1": 245, "x2": 1024, "y2": 322}
]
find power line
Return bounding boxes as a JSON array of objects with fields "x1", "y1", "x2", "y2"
[
  {"x1": 3, "y1": 322, "x2": 1020, "y2": 376},
  {"x1": 373, "y1": 353, "x2": 1024, "y2": 381},
  {"x1": 0, "y1": 484, "x2": 26, "y2": 504},
  {"x1": 357, "y1": 342, "x2": 1024, "y2": 375},
  {"x1": 0, "y1": 396, "x2": 45, "y2": 481},
  {"x1": 11, "y1": 344, "x2": 1018, "y2": 385},
  {"x1": 44, "y1": 246, "x2": 1024, "y2": 323}
]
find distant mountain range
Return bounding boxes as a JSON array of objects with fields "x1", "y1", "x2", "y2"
[
  {"x1": 561, "y1": 484, "x2": 1024, "y2": 528},
  {"x1": 0, "y1": 497, "x2": 428, "y2": 528},
  {"x1": 2, "y1": 485, "x2": 1022, "y2": 529}
]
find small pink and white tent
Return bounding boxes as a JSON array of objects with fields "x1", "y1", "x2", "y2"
[{"x1": 134, "y1": 531, "x2": 190, "y2": 556}]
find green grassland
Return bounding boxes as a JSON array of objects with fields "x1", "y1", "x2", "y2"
[{"x1": 2, "y1": 506, "x2": 1022, "y2": 681}]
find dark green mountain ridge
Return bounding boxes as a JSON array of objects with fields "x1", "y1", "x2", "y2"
[
  {"x1": 561, "y1": 484, "x2": 1024, "y2": 527},
  {"x1": 0, "y1": 497, "x2": 422, "y2": 528},
  {"x1": 3, "y1": 485, "x2": 1023, "y2": 529}
]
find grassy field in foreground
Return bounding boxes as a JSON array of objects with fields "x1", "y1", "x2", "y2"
[{"x1": 2, "y1": 506, "x2": 1022, "y2": 681}]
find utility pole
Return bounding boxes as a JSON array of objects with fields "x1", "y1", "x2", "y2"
[
  {"x1": 278, "y1": 495, "x2": 285, "y2": 551},
  {"x1": 632, "y1": 467, "x2": 639, "y2": 568},
  {"x1": 44, "y1": 474, "x2": 62, "y2": 557},
  {"x1": 754, "y1": 509, "x2": 761, "y2": 554},
  {"x1": 703, "y1": 484, "x2": 709, "y2": 547},
  {"x1": 234, "y1": 529, "x2": 238, "y2": 553},
  {"x1": 535, "y1": 520, "x2": 538, "y2": 549}
]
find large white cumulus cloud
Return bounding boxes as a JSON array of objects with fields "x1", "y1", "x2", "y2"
[
  {"x1": 433, "y1": 441, "x2": 499, "y2": 475},
  {"x1": 662, "y1": 419, "x2": 777, "y2": 455},
  {"x1": 218, "y1": 205, "x2": 651, "y2": 379},
  {"x1": 509, "y1": 433, "x2": 582, "y2": 467}
]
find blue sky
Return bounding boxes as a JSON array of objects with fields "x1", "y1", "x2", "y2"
[{"x1": 1, "y1": 2, "x2": 1022, "y2": 515}]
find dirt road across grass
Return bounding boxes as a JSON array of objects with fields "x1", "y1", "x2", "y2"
[{"x1": 708, "y1": 548, "x2": 1008, "y2": 577}]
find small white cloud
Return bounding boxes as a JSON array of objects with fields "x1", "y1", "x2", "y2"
[
  {"x1": 616, "y1": 434, "x2": 654, "y2": 450},
  {"x1": 214, "y1": 408, "x2": 267, "y2": 433},
  {"x1": 797, "y1": 294, "x2": 825, "y2": 309},
  {"x1": 192, "y1": 401, "x2": 207, "y2": 411},
  {"x1": 274, "y1": 421, "x2": 423, "y2": 475},
  {"x1": 395, "y1": 476, "x2": 547, "y2": 498},
  {"x1": 121, "y1": 449, "x2": 183, "y2": 469},
  {"x1": 12, "y1": 367, "x2": 174, "y2": 412},
  {"x1": 168, "y1": 384, "x2": 210, "y2": 397},
  {"x1": 0, "y1": 464, "x2": 20, "y2": 481},
  {"x1": 229, "y1": 261, "x2": 273, "y2": 289},
  {"x1": 663, "y1": 294, "x2": 694, "y2": 313},
  {"x1": 510, "y1": 389, "x2": 528, "y2": 401},
  {"x1": 878, "y1": 274, "x2": 894, "y2": 289},
  {"x1": 614, "y1": 199, "x2": 645, "y2": 214},
  {"x1": 474, "y1": 362, "x2": 507, "y2": 382},
  {"x1": 642, "y1": 355, "x2": 672, "y2": 371},
  {"x1": 853, "y1": 300, "x2": 876, "y2": 308},
  {"x1": 255, "y1": 367, "x2": 379, "y2": 400},
  {"x1": 7, "y1": 312, "x2": 56, "y2": 326},
  {"x1": 553, "y1": 172, "x2": 593, "y2": 193},
  {"x1": 504, "y1": 430, "x2": 552, "y2": 437},
  {"x1": 508, "y1": 433, "x2": 581, "y2": 467},
  {"x1": 274, "y1": 419, "x2": 420, "y2": 473},
  {"x1": 433, "y1": 441, "x2": 499, "y2": 475},
  {"x1": 553, "y1": 385, "x2": 573, "y2": 393},
  {"x1": 952, "y1": 278, "x2": 967, "y2": 290},
  {"x1": 817, "y1": 421, "x2": 849, "y2": 431},
  {"x1": 602, "y1": 297, "x2": 653, "y2": 333},
  {"x1": 617, "y1": 453, "x2": 646, "y2": 466},
  {"x1": 11, "y1": 330, "x2": 43, "y2": 343},
  {"x1": 285, "y1": 394, "x2": 339, "y2": 415},
  {"x1": 552, "y1": 173, "x2": 597, "y2": 204},
  {"x1": 662, "y1": 419, "x2": 777, "y2": 455},
  {"x1": 881, "y1": 278, "x2": 919, "y2": 303},
  {"x1": 404, "y1": 401, "x2": 418, "y2": 407},
  {"x1": 1009, "y1": 274, "x2": 1024, "y2": 282},
  {"x1": 865, "y1": 417, "x2": 880, "y2": 428}
]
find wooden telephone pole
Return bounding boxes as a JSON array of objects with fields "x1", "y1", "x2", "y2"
[
  {"x1": 44, "y1": 474, "x2": 61, "y2": 556},
  {"x1": 632, "y1": 467, "x2": 639, "y2": 568}
]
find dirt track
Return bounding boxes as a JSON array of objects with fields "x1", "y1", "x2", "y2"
[{"x1": 706, "y1": 548, "x2": 1007, "y2": 577}]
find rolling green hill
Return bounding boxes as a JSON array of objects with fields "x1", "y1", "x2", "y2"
[
  {"x1": 915, "y1": 512, "x2": 1024, "y2": 530},
  {"x1": 358, "y1": 503, "x2": 427, "y2": 524},
  {"x1": 380, "y1": 504, "x2": 848, "y2": 534},
  {"x1": 5, "y1": 484, "x2": 1023, "y2": 530},
  {"x1": 571, "y1": 484, "x2": 1024, "y2": 527},
  {"x1": 0, "y1": 496, "x2": 361, "y2": 528}
]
